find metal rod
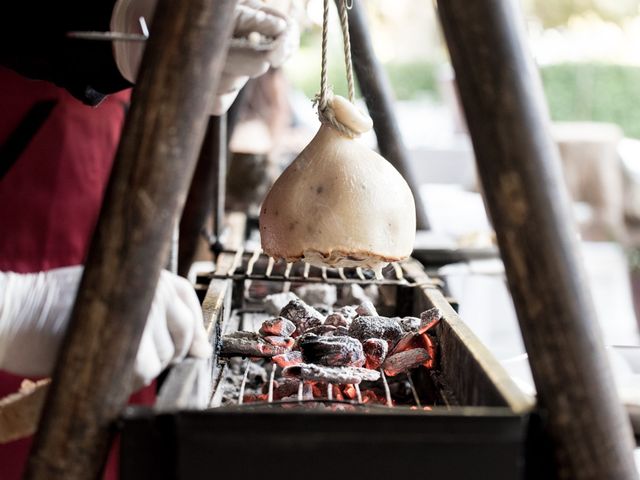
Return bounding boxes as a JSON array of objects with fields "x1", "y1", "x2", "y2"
[
  {"x1": 297, "y1": 381, "x2": 304, "y2": 402},
  {"x1": 238, "y1": 360, "x2": 251, "y2": 405},
  {"x1": 407, "y1": 372, "x2": 421, "y2": 407},
  {"x1": 379, "y1": 369, "x2": 392, "y2": 407},
  {"x1": 343, "y1": 0, "x2": 429, "y2": 230},
  {"x1": 354, "y1": 384, "x2": 362, "y2": 403},
  {"x1": 436, "y1": 1, "x2": 637, "y2": 478},
  {"x1": 25, "y1": 1, "x2": 238, "y2": 478},
  {"x1": 267, "y1": 363, "x2": 276, "y2": 403}
]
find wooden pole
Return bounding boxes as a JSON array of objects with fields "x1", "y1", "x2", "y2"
[
  {"x1": 24, "y1": 0, "x2": 238, "y2": 478},
  {"x1": 178, "y1": 115, "x2": 226, "y2": 277},
  {"x1": 436, "y1": 1, "x2": 637, "y2": 478},
  {"x1": 343, "y1": 1, "x2": 430, "y2": 230}
]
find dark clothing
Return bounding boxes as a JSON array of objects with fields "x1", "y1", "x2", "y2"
[{"x1": 0, "y1": 1, "x2": 132, "y2": 105}]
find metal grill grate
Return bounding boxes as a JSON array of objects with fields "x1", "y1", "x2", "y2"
[{"x1": 207, "y1": 249, "x2": 442, "y2": 288}]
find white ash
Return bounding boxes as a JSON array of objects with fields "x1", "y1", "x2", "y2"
[
  {"x1": 294, "y1": 284, "x2": 337, "y2": 308},
  {"x1": 263, "y1": 292, "x2": 298, "y2": 316},
  {"x1": 348, "y1": 316, "x2": 404, "y2": 344},
  {"x1": 283, "y1": 363, "x2": 381, "y2": 384},
  {"x1": 279, "y1": 298, "x2": 325, "y2": 335},
  {"x1": 356, "y1": 300, "x2": 378, "y2": 317}
]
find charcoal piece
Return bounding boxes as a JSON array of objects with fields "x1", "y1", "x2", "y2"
[
  {"x1": 220, "y1": 334, "x2": 287, "y2": 358},
  {"x1": 279, "y1": 298, "x2": 324, "y2": 336},
  {"x1": 263, "y1": 336, "x2": 295, "y2": 349},
  {"x1": 259, "y1": 317, "x2": 296, "y2": 337},
  {"x1": 362, "y1": 338, "x2": 388, "y2": 370},
  {"x1": 348, "y1": 316, "x2": 403, "y2": 344},
  {"x1": 399, "y1": 316, "x2": 421, "y2": 332},
  {"x1": 304, "y1": 325, "x2": 337, "y2": 336},
  {"x1": 391, "y1": 332, "x2": 419, "y2": 355},
  {"x1": 294, "y1": 284, "x2": 337, "y2": 307},
  {"x1": 272, "y1": 378, "x2": 302, "y2": 400},
  {"x1": 419, "y1": 307, "x2": 443, "y2": 333},
  {"x1": 325, "y1": 312, "x2": 349, "y2": 328},
  {"x1": 356, "y1": 300, "x2": 378, "y2": 317},
  {"x1": 383, "y1": 348, "x2": 430, "y2": 377},
  {"x1": 283, "y1": 363, "x2": 380, "y2": 384},
  {"x1": 272, "y1": 351, "x2": 303, "y2": 368},
  {"x1": 299, "y1": 335, "x2": 365, "y2": 367},
  {"x1": 263, "y1": 292, "x2": 298, "y2": 316},
  {"x1": 338, "y1": 306, "x2": 358, "y2": 320}
]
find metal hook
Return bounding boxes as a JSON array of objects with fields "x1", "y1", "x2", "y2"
[{"x1": 346, "y1": 0, "x2": 353, "y2": 9}]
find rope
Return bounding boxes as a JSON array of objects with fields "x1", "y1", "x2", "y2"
[
  {"x1": 338, "y1": 0, "x2": 355, "y2": 103},
  {"x1": 319, "y1": 0, "x2": 330, "y2": 111},
  {"x1": 315, "y1": 0, "x2": 358, "y2": 137}
]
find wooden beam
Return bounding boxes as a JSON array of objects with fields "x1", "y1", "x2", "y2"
[
  {"x1": 178, "y1": 115, "x2": 226, "y2": 277},
  {"x1": 436, "y1": 1, "x2": 637, "y2": 478},
  {"x1": 24, "y1": 0, "x2": 238, "y2": 478}
]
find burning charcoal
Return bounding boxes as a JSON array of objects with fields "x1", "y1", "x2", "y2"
[
  {"x1": 294, "y1": 284, "x2": 337, "y2": 308},
  {"x1": 362, "y1": 338, "x2": 388, "y2": 370},
  {"x1": 356, "y1": 300, "x2": 378, "y2": 317},
  {"x1": 263, "y1": 336, "x2": 295, "y2": 349},
  {"x1": 304, "y1": 324, "x2": 337, "y2": 336},
  {"x1": 243, "y1": 393, "x2": 269, "y2": 403},
  {"x1": 272, "y1": 378, "x2": 301, "y2": 400},
  {"x1": 283, "y1": 363, "x2": 380, "y2": 384},
  {"x1": 420, "y1": 333, "x2": 437, "y2": 369},
  {"x1": 338, "y1": 306, "x2": 358, "y2": 320},
  {"x1": 391, "y1": 331, "x2": 419, "y2": 355},
  {"x1": 272, "y1": 351, "x2": 303, "y2": 368},
  {"x1": 279, "y1": 298, "x2": 324, "y2": 336},
  {"x1": 259, "y1": 317, "x2": 296, "y2": 337},
  {"x1": 419, "y1": 307, "x2": 443, "y2": 333},
  {"x1": 399, "y1": 316, "x2": 421, "y2": 332},
  {"x1": 325, "y1": 312, "x2": 349, "y2": 328},
  {"x1": 299, "y1": 335, "x2": 365, "y2": 367},
  {"x1": 383, "y1": 348, "x2": 430, "y2": 377},
  {"x1": 263, "y1": 292, "x2": 299, "y2": 316},
  {"x1": 348, "y1": 316, "x2": 403, "y2": 345},
  {"x1": 220, "y1": 333, "x2": 287, "y2": 358}
]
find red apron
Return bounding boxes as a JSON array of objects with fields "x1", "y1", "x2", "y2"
[{"x1": 0, "y1": 66, "x2": 154, "y2": 480}]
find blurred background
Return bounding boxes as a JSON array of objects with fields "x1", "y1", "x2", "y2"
[{"x1": 228, "y1": 0, "x2": 640, "y2": 417}]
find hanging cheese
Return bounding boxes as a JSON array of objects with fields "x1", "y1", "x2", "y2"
[{"x1": 259, "y1": 93, "x2": 416, "y2": 271}]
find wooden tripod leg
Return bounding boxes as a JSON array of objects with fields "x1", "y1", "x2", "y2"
[
  {"x1": 436, "y1": 1, "x2": 637, "y2": 478},
  {"x1": 178, "y1": 115, "x2": 227, "y2": 277},
  {"x1": 24, "y1": 0, "x2": 238, "y2": 478},
  {"x1": 343, "y1": 0, "x2": 430, "y2": 230}
]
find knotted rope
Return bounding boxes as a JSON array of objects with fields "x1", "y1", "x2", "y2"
[{"x1": 314, "y1": 0, "x2": 357, "y2": 138}]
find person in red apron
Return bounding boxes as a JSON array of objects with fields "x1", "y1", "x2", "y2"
[{"x1": 0, "y1": 1, "x2": 297, "y2": 478}]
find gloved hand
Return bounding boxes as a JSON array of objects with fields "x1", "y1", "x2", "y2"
[
  {"x1": 0, "y1": 266, "x2": 211, "y2": 391},
  {"x1": 110, "y1": 0, "x2": 299, "y2": 114}
]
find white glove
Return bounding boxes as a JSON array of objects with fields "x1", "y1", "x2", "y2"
[
  {"x1": 0, "y1": 266, "x2": 211, "y2": 391},
  {"x1": 110, "y1": 0, "x2": 299, "y2": 114}
]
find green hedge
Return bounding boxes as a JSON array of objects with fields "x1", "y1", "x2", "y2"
[
  {"x1": 288, "y1": 60, "x2": 640, "y2": 139},
  {"x1": 540, "y1": 63, "x2": 640, "y2": 139}
]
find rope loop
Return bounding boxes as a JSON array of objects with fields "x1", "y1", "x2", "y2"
[{"x1": 316, "y1": 0, "x2": 356, "y2": 134}]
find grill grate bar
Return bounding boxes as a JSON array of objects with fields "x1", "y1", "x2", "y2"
[
  {"x1": 380, "y1": 369, "x2": 393, "y2": 407},
  {"x1": 245, "y1": 249, "x2": 262, "y2": 277},
  {"x1": 238, "y1": 360, "x2": 251, "y2": 405},
  {"x1": 354, "y1": 384, "x2": 363, "y2": 404},
  {"x1": 267, "y1": 363, "x2": 276, "y2": 403},
  {"x1": 284, "y1": 262, "x2": 293, "y2": 278},
  {"x1": 407, "y1": 372, "x2": 421, "y2": 407}
]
